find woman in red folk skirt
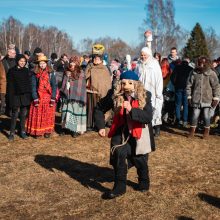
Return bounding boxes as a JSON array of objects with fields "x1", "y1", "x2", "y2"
[{"x1": 26, "y1": 55, "x2": 57, "y2": 138}]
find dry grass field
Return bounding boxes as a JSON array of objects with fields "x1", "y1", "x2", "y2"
[{"x1": 0, "y1": 115, "x2": 219, "y2": 220}]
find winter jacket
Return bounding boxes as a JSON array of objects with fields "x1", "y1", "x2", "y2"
[
  {"x1": 171, "y1": 61, "x2": 193, "y2": 89},
  {"x1": 2, "y1": 56, "x2": 16, "y2": 74},
  {"x1": 7, "y1": 66, "x2": 32, "y2": 108},
  {"x1": 186, "y1": 68, "x2": 220, "y2": 107}
]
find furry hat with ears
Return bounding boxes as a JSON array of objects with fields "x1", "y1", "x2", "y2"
[{"x1": 113, "y1": 71, "x2": 147, "y2": 113}]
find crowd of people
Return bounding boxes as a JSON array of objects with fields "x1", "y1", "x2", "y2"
[
  {"x1": 0, "y1": 44, "x2": 220, "y2": 141},
  {"x1": 0, "y1": 43, "x2": 220, "y2": 199}
]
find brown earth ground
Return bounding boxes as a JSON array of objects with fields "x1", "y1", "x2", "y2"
[{"x1": 0, "y1": 115, "x2": 219, "y2": 220}]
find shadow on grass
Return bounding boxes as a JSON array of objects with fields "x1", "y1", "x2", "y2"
[
  {"x1": 35, "y1": 154, "x2": 114, "y2": 193},
  {"x1": 35, "y1": 154, "x2": 137, "y2": 193},
  {"x1": 0, "y1": 116, "x2": 11, "y2": 138},
  {"x1": 176, "y1": 216, "x2": 194, "y2": 220},
  {"x1": 198, "y1": 193, "x2": 220, "y2": 209}
]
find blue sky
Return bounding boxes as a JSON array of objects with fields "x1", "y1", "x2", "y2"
[{"x1": 1, "y1": 0, "x2": 220, "y2": 48}]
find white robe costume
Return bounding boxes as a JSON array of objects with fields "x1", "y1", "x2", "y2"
[{"x1": 135, "y1": 57, "x2": 163, "y2": 126}]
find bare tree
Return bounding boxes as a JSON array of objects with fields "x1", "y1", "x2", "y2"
[
  {"x1": 0, "y1": 16, "x2": 77, "y2": 57},
  {"x1": 205, "y1": 27, "x2": 220, "y2": 59},
  {"x1": 140, "y1": 0, "x2": 186, "y2": 56}
]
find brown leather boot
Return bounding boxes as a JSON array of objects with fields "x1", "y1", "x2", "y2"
[
  {"x1": 203, "y1": 127, "x2": 210, "y2": 139},
  {"x1": 188, "y1": 126, "x2": 196, "y2": 138}
]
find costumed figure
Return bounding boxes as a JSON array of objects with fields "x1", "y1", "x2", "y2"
[
  {"x1": 85, "y1": 44, "x2": 112, "y2": 130},
  {"x1": 135, "y1": 47, "x2": 163, "y2": 137},
  {"x1": 26, "y1": 55, "x2": 57, "y2": 138},
  {"x1": 94, "y1": 70, "x2": 155, "y2": 199},
  {"x1": 60, "y1": 56, "x2": 87, "y2": 137}
]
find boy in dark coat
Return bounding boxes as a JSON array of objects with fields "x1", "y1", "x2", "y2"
[{"x1": 94, "y1": 70, "x2": 155, "y2": 199}]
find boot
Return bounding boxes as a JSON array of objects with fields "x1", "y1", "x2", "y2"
[
  {"x1": 103, "y1": 180, "x2": 126, "y2": 199},
  {"x1": 154, "y1": 125, "x2": 160, "y2": 137},
  {"x1": 203, "y1": 127, "x2": 210, "y2": 139},
  {"x1": 188, "y1": 126, "x2": 196, "y2": 138},
  {"x1": 8, "y1": 133, "x2": 15, "y2": 141},
  {"x1": 20, "y1": 131, "x2": 28, "y2": 139},
  {"x1": 137, "y1": 178, "x2": 149, "y2": 192}
]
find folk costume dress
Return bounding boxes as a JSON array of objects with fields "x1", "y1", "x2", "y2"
[
  {"x1": 26, "y1": 67, "x2": 57, "y2": 136},
  {"x1": 60, "y1": 71, "x2": 87, "y2": 133}
]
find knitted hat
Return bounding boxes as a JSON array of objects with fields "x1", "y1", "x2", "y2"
[{"x1": 120, "y1": 70, "x2": 139, "y2": 81}]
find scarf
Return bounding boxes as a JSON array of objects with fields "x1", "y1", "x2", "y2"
[
  {"x1": 61, "y1": 71, "x2": 87, "y2": 105},
  {"x1": 108, "y1": 99, "x2": 143, "y2": 139}
]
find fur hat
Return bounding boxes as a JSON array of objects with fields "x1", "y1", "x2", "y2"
[
  {"x1": 36, "y1": 55, "x2": 48, "y2": 63},
  {"x1": 120, "y1": 70, "x2": 139, "y2": 81}
]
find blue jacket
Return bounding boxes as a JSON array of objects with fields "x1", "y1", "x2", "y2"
[{"x1": 31, "y1": 72, "x2": 57, "y2": 100}]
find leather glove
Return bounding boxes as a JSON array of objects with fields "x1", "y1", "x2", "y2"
[
  {"x1": 33, "y1": 99, "x2": 39, "y2": 107},
  {"x1": 211, "y1": 99, "x2": 219, "y2": 108},
  {"x1": 50, "y1": 99, "x2": 56, "y2": 107}
]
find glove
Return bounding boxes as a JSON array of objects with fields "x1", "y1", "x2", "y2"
[
  {"x1": 187, "y1": 98, "x2": 192, "y2": 107},
  {"x1": 50, "y1": 99, "x2": 55, "y2": 107},
  {"x1": 211, "y1": 99, "x2": 219, "y2": 108},
  {"x1": 33, "y1": 99, "x2": 39, "y2": 107}
]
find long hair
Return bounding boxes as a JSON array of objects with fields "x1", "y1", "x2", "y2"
[
  {"x1": 112, "y1": 79, "x2": 147, "y2": 113},
  {"x1": 68, "y1": 56, "x2": 82, "y2": 80},
  {"x1": 160, "y1": 58, "x2": 171, "y2": 79}
]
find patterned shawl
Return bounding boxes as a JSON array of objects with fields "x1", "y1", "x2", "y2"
[{"x1": 61, "y1": 71, "x2": 87, "y2": 105}]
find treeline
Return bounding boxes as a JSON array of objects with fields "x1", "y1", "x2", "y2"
[
  {"x1": 0, "y1": 16, "x2": 77, "y2": 57},
  {"x1": 0, "y1": 16, "x2": 139, "y2": 61},
  {"x1": 0, "y1": 12, "x2": 219, "y2": 61}
]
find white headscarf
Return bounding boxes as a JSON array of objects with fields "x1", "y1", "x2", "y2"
[{"x1": 141, "y1": 47, "x2": 152, "y2": 56}]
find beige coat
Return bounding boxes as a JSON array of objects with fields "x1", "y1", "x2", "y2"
[
  {"x1": 85, "y1": 63, "x2": 111, "y2": 98},
  {"x1": 0, "y1": 61, "x2": 6, "y2": 94}
]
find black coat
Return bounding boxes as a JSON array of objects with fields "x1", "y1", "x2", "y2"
[
  {"x1": 7, "y1": 66, "x2": 32, "y2": 108},
  {"x1": 171, "y1": 62, "x2": 193, "y2": 89},
  {"x1": 2, "y1": 56, "x2": 16, "y2": 74},
  {"x1": 94, "y1": 90, "x2": 155, "y2": 154}
]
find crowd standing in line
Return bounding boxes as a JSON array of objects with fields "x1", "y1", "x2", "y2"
[{"x1": 0, "y1": 43, "x2": 220, "y2": 141}]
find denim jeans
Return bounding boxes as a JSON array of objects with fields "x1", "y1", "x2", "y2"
[
  {"x1": 191, "y1": 107, "x2": 211, "y2": 127},
  {"x1": 175, "y1": 89, "x2": 188, "y2": 122}
]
